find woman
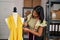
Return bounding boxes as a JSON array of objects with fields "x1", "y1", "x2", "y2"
[{"x1": 23, "y1": 6, "x2": 47, "y2": 40}]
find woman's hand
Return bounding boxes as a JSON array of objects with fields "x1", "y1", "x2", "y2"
[
  {"x1": 23, "y1": 22, "x2": 28, "y2": 27},
  {"x1": 23, "y1": 28, "x2": 30, "y2": 32}
]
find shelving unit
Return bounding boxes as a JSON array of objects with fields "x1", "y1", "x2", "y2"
[{"x1": 46, "y1": 0, "x2": 60, "y2": 40}]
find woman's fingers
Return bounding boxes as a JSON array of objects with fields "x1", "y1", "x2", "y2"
[
  {"x1": 23, "y1": 28, "x2": 29, "y2": 32},
  {"x1": 23, "y1": 22, "x2": 28, "y2": 27}
]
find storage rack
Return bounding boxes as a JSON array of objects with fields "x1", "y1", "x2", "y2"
[{"x1": 46, "y1": 0, "x2": 60, "y2": 40}]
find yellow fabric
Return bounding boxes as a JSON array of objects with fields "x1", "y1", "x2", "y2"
[{"x1": 6, "y1": 14, "x2": 23, "y2": 40}]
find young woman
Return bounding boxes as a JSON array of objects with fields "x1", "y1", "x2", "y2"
[{"x1": 23, "y1": 6, "x2": 47, "y2": 40}]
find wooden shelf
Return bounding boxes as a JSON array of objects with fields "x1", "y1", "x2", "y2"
[
  {"x1": 24, "y1": 0, "x2": 32, "y2": 7},
  {"x1": 33, "y1": 0, "x2": 41, "y2": 7},
  {"x1": 24, "y1": 0, "x2": 41, "y2": 7}
]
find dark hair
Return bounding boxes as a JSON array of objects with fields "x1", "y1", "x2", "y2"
[{"x1": 32, "y1": 6, "x2": 44, "y2": 23}]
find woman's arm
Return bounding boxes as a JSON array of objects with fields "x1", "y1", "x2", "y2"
[{"x1": 23, "y1": 26, "x2": 43, "y2": 37}]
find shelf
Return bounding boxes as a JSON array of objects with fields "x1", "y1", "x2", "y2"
[
  {"x1": 46, "y1": 0, "x2": 60, "y2": 40},
  {"x1": 49, "y1": 36, "x2": 60, "y2": 39},
  {"x1": 50, "y1": 0, "x2": 60, "y2": 2},
  {"x1": 50, "y1": 20, "x2": 60, "y2": 24}
]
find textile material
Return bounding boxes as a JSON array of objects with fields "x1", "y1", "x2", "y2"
[{"x1": 6, "y1": 14, "x2": 23, "y2": 40}]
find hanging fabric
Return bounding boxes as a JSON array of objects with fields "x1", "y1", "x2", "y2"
[{"x1": 6, "y1": 14, "x2": 23, "y2": 40}]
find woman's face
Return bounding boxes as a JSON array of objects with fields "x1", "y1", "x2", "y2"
[{"x1": 33, "y1": 10, "x2": 38, "y2": 18}]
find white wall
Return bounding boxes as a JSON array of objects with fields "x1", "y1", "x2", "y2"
[
  {"x1": 0, "y1": 0, "x2": 23, "y2": 39},
  {"x1": 41, "y1": 0, "x2": 48, "y2": 19},
  {"x1": 15, "y1": 0, "x2": 23, "y2": 17}
]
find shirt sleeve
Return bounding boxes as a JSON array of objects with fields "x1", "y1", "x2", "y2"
[
  {"x1": 35, "y1": 20, "x2": 47, "y2": 29},
  {"x1": 40, "y1": 20, "x2": 47, "y2": 27}
]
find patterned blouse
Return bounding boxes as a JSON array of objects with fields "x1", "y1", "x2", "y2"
[{"x1": 26, "y1": 14, "x2": 47, "y2": 31}]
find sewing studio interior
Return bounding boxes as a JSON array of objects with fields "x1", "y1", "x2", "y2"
[{"x1": 0, "y1": 0, "x2": 60, "y2": 40}]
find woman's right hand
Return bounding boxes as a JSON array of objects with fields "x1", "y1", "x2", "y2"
[
  {"x1": 23, "y1": 28, "x2": 29, "y2": 32},
  {"x1": 23, "y1": 22, "x2": 28, "y2": 27}
]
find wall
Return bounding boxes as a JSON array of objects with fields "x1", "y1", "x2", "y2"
[
  {"x1": 41, "y1": 0, "x2": 48, "y2": 19},
  {"x1": 0, "y1": 0, "x2": 23, "y2": 39}
]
